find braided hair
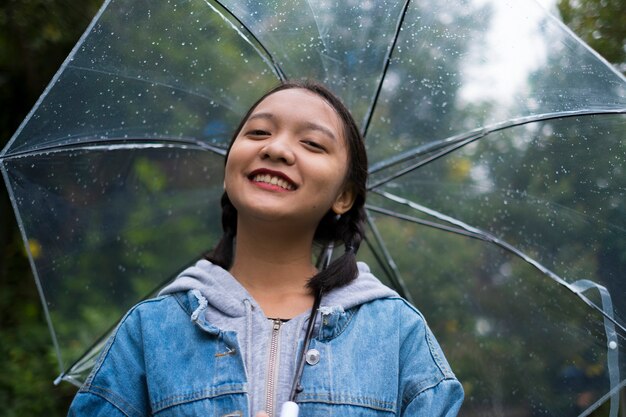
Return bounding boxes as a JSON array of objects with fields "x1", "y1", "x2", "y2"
[{"x1": 205, "y1": 81, "x2": 368, "y2": 294}]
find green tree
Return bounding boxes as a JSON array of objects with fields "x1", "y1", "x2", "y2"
[
  {"x1": 1, "y1": 0, "x2": 101, "y2": 414},
  {"x1": 558, "y1": 0, "x2": 626, "y2": 74}
]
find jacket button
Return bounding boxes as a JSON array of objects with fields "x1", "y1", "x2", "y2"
[{"x1": 305, "y1": 349, "x2": 321, "y2": 365}]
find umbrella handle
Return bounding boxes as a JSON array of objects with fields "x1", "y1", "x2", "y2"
[{"x1": 279, "y1": 401, "x2": 299, "y2": 417}]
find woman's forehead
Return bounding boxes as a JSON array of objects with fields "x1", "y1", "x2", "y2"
[
  {"x1": 248, "y1": 88, "x2": 344, "y2": 139},
  {"x1": 253, "y1": 89, "x2": 339, "y2": 120}
]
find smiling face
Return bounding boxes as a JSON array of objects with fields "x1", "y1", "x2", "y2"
[{"x1": 224, "y1": 88, "x2": 356, "y2": 232}]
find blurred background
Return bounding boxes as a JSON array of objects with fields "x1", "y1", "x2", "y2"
[{"x1": 0, "y1": 0, "x2": 624, "y2": 415}]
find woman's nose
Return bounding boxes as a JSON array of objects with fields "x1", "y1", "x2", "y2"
[{"x1": 260, "y1": 135, "x2": 295, "y2": 165}]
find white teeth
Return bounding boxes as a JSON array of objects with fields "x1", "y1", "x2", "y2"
[{"x1": 252, "y1": 174, "x2": 294, "y2": 190}]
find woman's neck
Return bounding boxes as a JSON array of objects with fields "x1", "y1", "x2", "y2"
[{"x1": 229, "y1": 218, "x2": 317, "y2": 318}]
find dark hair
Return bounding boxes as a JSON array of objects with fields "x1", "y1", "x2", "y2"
[{"x1": 206, "y1": 80, "x2": 368, "y2": 294}]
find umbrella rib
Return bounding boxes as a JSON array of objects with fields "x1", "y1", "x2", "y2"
[
  {"x1": 367, "y1": 108, "x2": 626, "y2": 184},
  {"x1": 55, "y1": 256, "x2": 205, "y2": 385},
  {"x1": 364, "y1": 211, "x2": 414, "y2": 304},
  {"x1": 2, "y1": 1, "x2": 286, "y2": 159},
  {"x1": 368, "y1": 132, "x2": 479, "y2": 190},
  {"x1": 2, "y1": 1, "x2": 287, "y2": 159},
  {"x1": 0, "y1": 137, "x2": 227, "y2": 161},
  {"x1": 360, "y1": 0, "x2": 412, "y2": 137},
  {"x1": 207, "y1": 0, "x2": 287, "y2": 81},
  {"x1": 367, "y1": 192, "x2": 626, "y2": 333},
  {"x1": 366, "y1": 204, "x2": 484, "y2": 240},
  {"x1": 303, "y1": 0, "x2": 329, "y2": 75},
  {"x1": 543, "y1": 5, "x2": 626, "y2": 84},
  {"x1": 0, "y1": 0, "x2": 113, "y2": 157},
  {"x1": 1, "y1": 165, "x2": 66, "y2": 375},
  {"x1": 578, "y1": 379, "x2": 626, "y2": 417},
  {"x1": 362, "y1": 234, "x2": 395, "y2": 283}
]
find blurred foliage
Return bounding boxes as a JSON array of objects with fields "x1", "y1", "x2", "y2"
[
  {"x1": 1, "y1": 0, "x2": 625, "y2": 416},
  {"x1": 558, "y1": 0, "x2": 626, "y2": 74},
  {"x1": 0, "y1": 225, "x2": 74, "y2": 415},
  {"x1": 1, "y1": 0, "x2": 102, "y2": 415}
]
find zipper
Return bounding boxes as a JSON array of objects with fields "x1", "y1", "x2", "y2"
[{"x1": 265, "y1": 319, "x2": 283, "y2": 417}]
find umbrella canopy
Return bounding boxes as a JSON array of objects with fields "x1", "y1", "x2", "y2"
[{"x1": 1, "y1": 0, "x2": 625, "y2": 415}]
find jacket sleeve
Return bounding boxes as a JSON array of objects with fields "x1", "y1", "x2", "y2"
[
  {"x1": 397, "y1": 300, "x2": 464, "y2": 416},
  {"x1": 402, "y1": 379, "x2": 464, "y2": 416},
  {"x1": 66, "y1": 304, "x2": 150, "y2": 417}
]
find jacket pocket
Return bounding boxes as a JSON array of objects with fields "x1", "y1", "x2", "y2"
[
  {"x1": 296, "y1": 391, "x2": 397, "y2": 417},
  {"x1": 152, "y1": 390, "x2": 247, "y2": 417},
  {"x1": 298, "y1": 402, "x2": 395, "y2": 417}
]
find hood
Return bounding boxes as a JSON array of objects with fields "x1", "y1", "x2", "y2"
[
  {"x1": 158, "y1": 259, "x2": 398, "y2": 414},
  {"x1": 159, "y1": 259, "x2": 397, "y2": 317},
  {"x1": 159, "y1": 259, "x2": 251, "y2": 317}
]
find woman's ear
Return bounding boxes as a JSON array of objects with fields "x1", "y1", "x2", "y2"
[{"x1": 332, "y1": 183, "x2": 356, "y2": 215}]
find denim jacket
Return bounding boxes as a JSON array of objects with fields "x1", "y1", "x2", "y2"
[{"x1": 68, "y1": 264, "x2": 463, "y2": 416}]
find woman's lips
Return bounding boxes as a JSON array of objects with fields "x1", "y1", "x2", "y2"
[{"x1": 248, "y1": 169, "x2": 297, "y2": 191}]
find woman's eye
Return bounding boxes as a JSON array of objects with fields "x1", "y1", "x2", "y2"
[
  {"x1": 247, "y1": 129, "x2": 270, "y2": 136},
  {"x1": 302, "y1": 140, "x2": 326, "y2": 151}
]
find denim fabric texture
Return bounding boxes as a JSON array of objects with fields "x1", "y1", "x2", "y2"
[{"x1": 68, "y1": 266, "x2": 463, "y2": 416}]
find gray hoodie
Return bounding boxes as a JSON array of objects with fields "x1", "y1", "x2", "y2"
[{"x1": 159, "y1": 259, "x2": 397, "y2": 417}]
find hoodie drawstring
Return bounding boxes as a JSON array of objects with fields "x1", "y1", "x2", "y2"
[
  {"x1": 243, "y1": 298, "x2": 254, "y2": 377},
  {"x1": 190, "y1": 289, "x2": 208, "y2": 322}
]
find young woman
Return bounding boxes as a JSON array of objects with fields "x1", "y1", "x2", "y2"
[{"x1": 68, "y1": 81, "x2": 464, "y2": 417}]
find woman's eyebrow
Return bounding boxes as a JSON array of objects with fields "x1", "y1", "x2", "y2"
[
  {"x1": 247, "y1": 112, "x2": 337, "y2": 142},
  {"x1": 247, "y1": 112, "x2": 274, "y2": 122},
  {"x1": 303, "y1": 121, "x2": 337, "y2": 142}
]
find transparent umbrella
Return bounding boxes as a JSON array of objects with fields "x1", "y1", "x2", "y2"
[{"x1": 1, "y1": 0, "x2": 624, "y2": 415}]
